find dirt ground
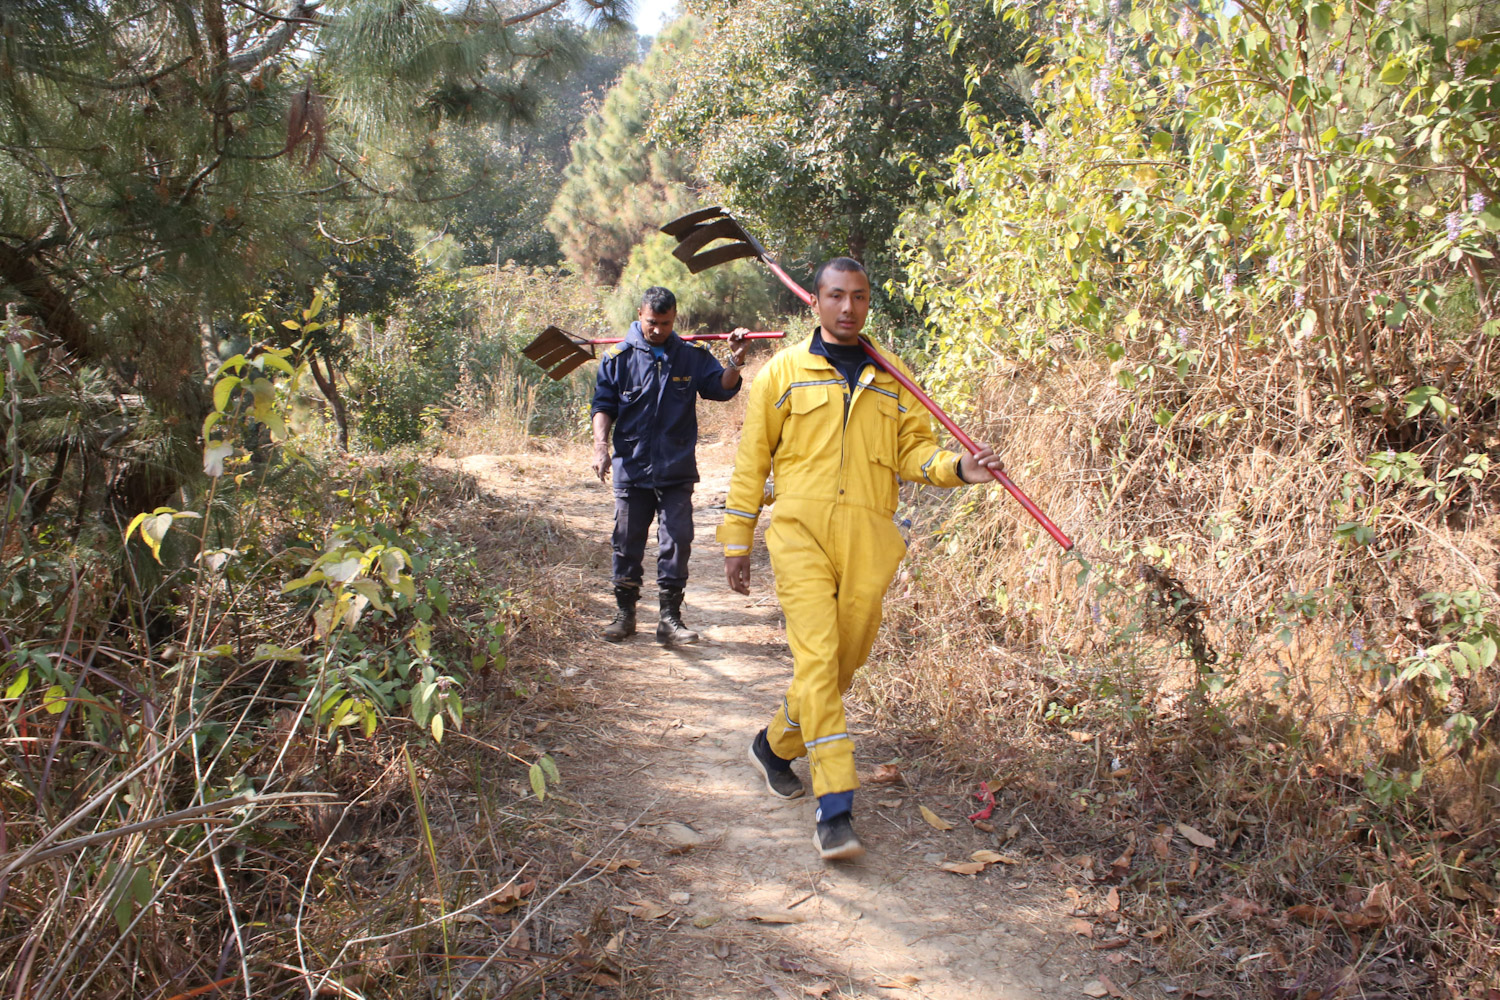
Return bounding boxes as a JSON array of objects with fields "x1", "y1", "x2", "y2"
[{"x1": 435, "y1": 444, "x2": 1172, "y2": 1000}]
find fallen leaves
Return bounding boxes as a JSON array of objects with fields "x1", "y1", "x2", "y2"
[
  {"x1": 874, "y1": 975, "x2": 920, "y2": 989},
  {"x1": 868, "y1": 763, "x2": 905, "y2": 785},
  {"x1": 803, "y1": 984, "x2": 834, "y2": 998},
  {"x1": 1287, "y1": 903, "x2": 1387, "y2": 930},
  {"x1": 487, "y1": 880, "x2": 536, "y2": 915},
  {"x1": 1185, "y1": 896, "x2": 1270, "y2": 926},
  {"x1": 746, "y1": 910, "x2": 806, "y2": 924},
  {"x1": 919, "y1": 805, "x2": 954, "y2": 831},
  {"x1": 969, "y1": 849, "x2": 1021, "y2": 865},
  {"x1": 571, "y1": 852, "x2": 642, "y2": 874},
  {"x1": 763, "y1": 975, "x2": 795, "y2": 1000},
  {"x1": 1081, "y1": 975, "x2": 1124, "y2": 997},
  {"x1": 1067, "y1": 917, "x2": 1095, "y2": 937},
  {"x1": 1176, "y1": 822, "x2": 1217, "y2": 849},
  {"x1": 612, "y1": 899, "x2": 671, "y2": 921},
  {"x1": 967, "y1": 780, "x2": 996, "y2": 821},
  {"x1": 935, "y1": 848, "x2": 1021, "y2": 876}
]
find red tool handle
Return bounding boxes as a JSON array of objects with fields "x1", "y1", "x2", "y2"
[
  {"x1": 756, "y1": 255, "x2": 1074, "y2": 551},
  {"x1": 861, "y1": 346, "x2": 1074, "y2": 551},
  {"x1": 584, "y1": 331, "x2": 786, "y2": 345}
]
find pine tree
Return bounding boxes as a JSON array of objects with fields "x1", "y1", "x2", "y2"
[{"x1": 547, "y1": 16, "x2": 699, "y2": 284}]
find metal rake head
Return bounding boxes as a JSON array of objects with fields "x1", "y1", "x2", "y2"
[
  {"x1": 521, "y1": 325, "x2": 595, "y2": 380},
  {"x1": 660, "y1": 206, "x2": 769, "y2": 274}
]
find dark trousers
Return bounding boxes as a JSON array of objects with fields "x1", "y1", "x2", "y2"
[{"x1": 612, "y1": 484, "x2": 695, "y2": 591}]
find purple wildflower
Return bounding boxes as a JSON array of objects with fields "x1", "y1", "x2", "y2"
[
  {"x1": 1035, "y1": 133, "x2": 1049, "y2": 153},
  {"x1": 1170, "y1": 65, "x2": 1182, "y2": 82},
  {"x1": 1360, "y1": 121, "x2": 1374, "y2": 140},
  {"x1": 1176, "y1": 326, "x2": 1193, "y2": 347},
  {"x1": 1384, "y1": 449, "x2": 1396, "y2": 462},
  {"x1": 1268, "y1": 258, "x2": 1280, "y2": 275},
  {"x1": 1351, "y1": 630, "x2": 1365, "y2": 652},
  {"x1": 1376, "y1": 0, "x2": 1391, "y2": 15},
  {"x1": 1334, "y1": 58, "x2": 1345, "y2": 73},
  {"x1": 1092, "y1": 76, "x2": 1109, "y2": 101},
  {"x1": 1021, "y1": 120, "x2": 1034, "y2": 143},
  {"x1": 1286, "y1": 221, "x2": 1299, "y2": 242},
  {"x1": 1446, "y1": 211, "x2": 1462, "y2": 242},
  {"x1": 1471, "y1": 193, "x2": 1488, "y2": 214},
  {"x1": 1109, "y1": 0, "x2": 1120, "y2": 15},
  {"x1": 1177, "y1": 12, "x2": 1193, "y2": 41},
  {"x1": 1223, "y1": 271, "x2": 1237, "y2": 293},
  {"x1": 1293, "y1": 287, "x2": 1306, "y2": 308},
  {"x1": 1090, "y1": 602, "x2": 1102, "y2": 624}
]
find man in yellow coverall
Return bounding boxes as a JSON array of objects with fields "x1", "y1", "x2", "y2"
[{"x1": 718, "y1": 258, "x2": 1005, "y2": 860}]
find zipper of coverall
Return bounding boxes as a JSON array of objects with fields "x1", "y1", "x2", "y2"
[{"x1": 835, "y1": 363, "x2": 873, "y2": 501}]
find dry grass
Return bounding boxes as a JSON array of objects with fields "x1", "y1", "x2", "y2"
[{"x1": 856, "y1": 337, "x2": 1500, "y2": 998}]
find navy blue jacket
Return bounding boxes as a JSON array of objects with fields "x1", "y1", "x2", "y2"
[{"x1": 590, "y1": 322, "x2": 741, "y2": 488}]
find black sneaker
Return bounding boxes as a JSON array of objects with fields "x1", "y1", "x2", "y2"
[
  {"x1": 813, "y1": 813, "x2": 865, "y2": 861},
  {"x1": 747, "y1": 729, "x2": 804, "y2": 799}
]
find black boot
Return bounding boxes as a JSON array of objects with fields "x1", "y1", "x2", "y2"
[
  {"x1": 602, "y1": 584, "x2": 638, "y2": 642},
  {"x1": 655, "y1": 587, "x2": 699, "y2": 645}
]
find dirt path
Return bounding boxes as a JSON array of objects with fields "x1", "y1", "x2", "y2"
[{"x1": 443, "y1": 447, "x2": 1142, "y2": 1000}]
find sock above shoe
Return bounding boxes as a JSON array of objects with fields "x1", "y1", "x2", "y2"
[{"x1": 816, "y1": 790, "x2": 855, "y2": 822}]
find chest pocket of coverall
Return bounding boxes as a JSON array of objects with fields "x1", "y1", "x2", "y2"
[{"x1": 783, "y1": 386, "x2": 832, "y2": 465}]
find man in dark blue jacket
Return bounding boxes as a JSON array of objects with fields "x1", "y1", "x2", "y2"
[{"x1": 591, "y1": 286, "x2": 749, "y2": 644}]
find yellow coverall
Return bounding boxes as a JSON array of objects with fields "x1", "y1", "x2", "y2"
[{"x1": 717, "y1": 332, "x2": 966, "y2": 798}]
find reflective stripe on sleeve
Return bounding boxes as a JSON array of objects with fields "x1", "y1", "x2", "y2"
[{"x1": 724, "y1": 507, "x2": 759, "y2": 520}]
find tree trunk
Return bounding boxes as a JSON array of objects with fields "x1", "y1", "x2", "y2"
[
  {"x1": 308, "y1": 349, "x2": 349, "y2": 452},
  {"x1": 0, "y1": 242, "x2": 94, "y2": 363}
]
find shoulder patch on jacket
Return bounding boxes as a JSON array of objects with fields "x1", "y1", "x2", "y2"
[{"x1": 602, "y1": 344, "x2": 626, "y2": 360}]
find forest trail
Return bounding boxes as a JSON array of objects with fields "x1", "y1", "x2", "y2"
[{"x1": 438, "y1": 445, "x2": 1143, "y2": 1000}]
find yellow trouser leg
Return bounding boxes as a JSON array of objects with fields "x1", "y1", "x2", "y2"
[{"x1": 763, "y1": 506, "x2": 906, "y2": 798}]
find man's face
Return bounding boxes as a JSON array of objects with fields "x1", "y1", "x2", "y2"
[
  {"x1": 638, "y1": 306, "x2": 676, "y2": 346},
  {"x1": 814, "y1": 268, "x2": 870, "y2": 344}
]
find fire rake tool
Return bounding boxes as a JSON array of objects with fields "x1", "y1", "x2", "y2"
[
  {"x1": 521, "y1": 325, "x2": 785, "y2": 380},
  {"x1": 660, "y1": 207, "x2": 1074, "y2": 552}
]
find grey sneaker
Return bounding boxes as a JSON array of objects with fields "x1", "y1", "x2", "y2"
[
  {"x1": 747, "y1": 729, "x2": 804, "y2": 799},
  {"x1": 813, "y1": 813, "x2": 865, "y2": 861}
]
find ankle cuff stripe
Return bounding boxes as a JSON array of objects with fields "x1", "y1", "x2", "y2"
[
  {"x1": 782, "y1": 697, "x2": 800, "y2": 728},
  {"x1": 806, "y1": 732, "x2": 849, "y2": 748}
]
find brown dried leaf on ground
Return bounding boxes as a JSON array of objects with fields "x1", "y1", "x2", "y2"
[
  {"x1": 939, "y1": 860, "x2": 987, "y2": 875},
  {"x1": 487, "y1": 879, "x2": 536, "y2": 914},
  {"x1": 747, "y1": 910, "x2": 807, "y2": 924},
  {"x1": 868, "y1": 763, "x2": 906, "y2": 785},
  {"x1": 1185, "y1": 896, "x2": 1269, "y2": 925},
  {"x1": 763, "y1": 975, "x2": 796, "y2": 1000},
  {"x1": 1177, "y1": 822, "x2": 1217, "y2": 849},
  {"x1": 920, "y1": 805, "x2": 955, "y2": 831},
  {"x1": 874, "y1": 975, "x2": 920, "y2": 988},
  {"x1": 571, "y1": 851, "x2": 640, "y2": 873},
  {"x1": 1068, "y1": 917, "x2": 1095, "y2": 937},
  {"x1": 1287, "y1": 903, "x2": 1387, "y2": 930},
  {"x1": 803, "y1": 984, "x2": 834, "y2": 998}
]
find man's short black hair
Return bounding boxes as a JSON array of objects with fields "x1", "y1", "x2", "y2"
[
  {"x1": 812, "y1": 257, "x2": 868, "y2": 294},
  {"x1": 640, "y1": 286, "x2": 677, "y2": 314}
]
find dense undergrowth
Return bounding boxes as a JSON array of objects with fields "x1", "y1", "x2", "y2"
[
  {"x1": 861, "y1": 0, "x2": 1499, "y2": 996},
  {"x1": 0, "y1": 281, "x2": 614, "y2": 997}
]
